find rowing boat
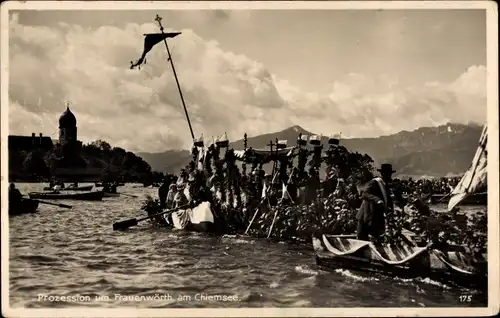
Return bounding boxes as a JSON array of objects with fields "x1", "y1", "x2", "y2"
[
  {"x1": 103, "y1": 192, "x2": 120, "y2": 198},
  {"x1": 312, "y1": 233, "x2": 487, "y2": 290},
  {"x1": 96, "y1": 182, "x2": 124, "y2": 187},
  {"x1": 42, "y1": 185, "x2": 93, "y2": 192},
  {"x1": 9, "y1": 199, "x2": 39, "y2": 216},
  {"x1": 427, "y1": 192, "x2": 487, "y2": 205},
  {"x1": 29, "y1": 190, "x2": 104, "y2": 201}
]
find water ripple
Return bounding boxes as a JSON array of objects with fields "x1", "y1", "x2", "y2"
[{"x1": 8, "y1": 183, "x2": 487, "y2": 308}]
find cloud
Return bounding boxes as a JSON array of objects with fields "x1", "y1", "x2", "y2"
[{"x1": 8, "y1": 14, "x2": 486, "y2": 152}]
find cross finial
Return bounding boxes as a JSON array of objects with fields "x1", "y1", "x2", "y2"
[
  {"x1": 267, "y1": 140, "x2": 274, "y2": 150},
  {"x1": 155, "y1": 14, "x2": 164, "y2": 31}
]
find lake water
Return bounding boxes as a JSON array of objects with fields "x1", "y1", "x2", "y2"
[{"x1": 7, "y1": 183, "x2": 487, "y2": 308}]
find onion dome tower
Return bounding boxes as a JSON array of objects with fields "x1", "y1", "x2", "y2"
[{"x1": 58, "y1": 103, "x2": 78, "y2": 147}]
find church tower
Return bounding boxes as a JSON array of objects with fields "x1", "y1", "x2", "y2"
[{"x1": 58, "y1": 105, "x2": 77, "y2": 147}]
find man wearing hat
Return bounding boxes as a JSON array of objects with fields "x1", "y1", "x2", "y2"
[{"x1": 356, "y1": 164, "x2": 395, "y2": 241}]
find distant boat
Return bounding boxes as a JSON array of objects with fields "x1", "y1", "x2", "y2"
[
  {"x1": 95, "y1": 182, "x2": 125, "y2": 187},
  {"x1": 428, "y1": 192, "x2": 487, "y2": 205},
  {"x1": 43, "y1": 185, "x2": 93, "y2": 192},
  {"x1": 448, "y1": 125, "x2": 487, "y2": 211},
  {"x1": 9, "y1": 199, "x2": 39, "y2": 216},
  {"x1": 29, "y1": 191, "x2": 104, "y2": 201},
  {"x1": 103, "y1": 192, "x2": 120, "y2": 198}
]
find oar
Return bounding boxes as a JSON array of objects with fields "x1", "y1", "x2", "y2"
[
  {"x1": 267, "y1": 203, "x2": 280, "y2": 239},
  {"x1": 113, "y1": 204, "x2": 189, "y2": 231},
  {"x1": 437, "y1": 192, "x2": 451, "y2": 203},
  {"x1": 23, "y1": 197, "x2": 72, "y2": 209},
  {"x1": 36, "y1": 199, "x2": 72, "y2": 209},
  {"x1": 244, "y1": 206, "x2": 261, "y2": 235}
]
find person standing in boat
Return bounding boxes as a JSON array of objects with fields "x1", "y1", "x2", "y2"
[
  {"x1": 173, "y1": 183, "x2": 189, "y2": 208},
  {"x1": 356, "y1": 164, "x2": 395, "y2": 241},
  {"x1": 49, "y1": 178, "x2": 56, "y2": 189},
  {"x1": 9, "y1": 183, "x2": 23, "y2": 206},
  {"x1": 165, "y1": 184, "x2": 177, "y2": 209},
  {"x1": 158, "y1": 179, "x2": 170, "y2": 209},
  {"x1": 53, "y1": 184, "x2": 62, "y2": 193},
  {"x1": 110, "y1": 182, "x2": 118, "y2": 193}
]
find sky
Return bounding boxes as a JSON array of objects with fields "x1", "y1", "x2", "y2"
[{"x1": 8, "y1": 8, "x2": 488, "y2": 152}]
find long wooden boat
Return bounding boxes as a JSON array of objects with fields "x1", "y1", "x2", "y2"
[
  {"x1": 312, "y1": 233, "x2": 487, "y2": 290},
  {"x1": 42, "y1": 185, "x2": 94, "y2": 192},
  {"x1": 427, "y1": 192, "x2": 487, "y2": 205},
  {"x1": 29, "y1": 190, "x2": 104, "y2": 201},
  {"x1": 9, "y1": 199, "x2": 39, "y2": 216}
]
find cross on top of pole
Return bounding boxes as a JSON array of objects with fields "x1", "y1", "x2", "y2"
[
  {"x1": 155, "y1": 14, "x2": 164, "y2": 31},
  {"x1": 267, "y1": 140, "x2": 274, "y2": 151}
]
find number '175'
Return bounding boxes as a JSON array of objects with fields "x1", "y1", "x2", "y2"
[{"x1": 459, "y1": 295, "x2": 472, "y2": 302}]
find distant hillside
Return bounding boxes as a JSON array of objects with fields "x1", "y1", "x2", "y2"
[
  {"x1": 137, "y1": 123, "x2": 483, "y2": 177},
  {"x1": 137, "y1": 149, "x2": 192, "y2": 175}
]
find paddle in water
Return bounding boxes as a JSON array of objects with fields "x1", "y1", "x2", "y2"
[
  {"x1": 113, "y1": 204, "x2": 189, "y2": 231},
  {"x1": 23, "y1": 197, "x2": 72, "y2": 209},
  {"x1": 36, "y1": 200, "x2": 72, "y2": 209}
]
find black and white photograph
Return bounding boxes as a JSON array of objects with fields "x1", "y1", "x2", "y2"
[{"x1": 1, "y1": 1, "x2": 498, "y2": 316}]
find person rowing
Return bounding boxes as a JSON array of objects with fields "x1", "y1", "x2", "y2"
[
  {"x1": 9, "y1": 183, "x2": 23, "y2": 206},
  {"x1": 158, "y1": 177, "x2": 174, "y2": 209},
  {"x1": 102, "y1": 182, "x2": 118, "y2": 194},
  {"x1": 52, "y1": 184, "x2": 62, "y2": 193},
  {"x1": 173, "y1": 183, "x2": 189, "y2": 208},
  {"x1": 356, "y1": 164, "x2": 395, "y2": 241}
]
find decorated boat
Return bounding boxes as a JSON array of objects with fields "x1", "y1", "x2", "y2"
[
  {"x1": 29, "y1": 190, "x2": 104, "y2": 201},
  {"x1": 9, "y1": 199, "x2": 40, "y2": 216},
  {"x1": 42, "y1": 185, "x2": 93, "y2": 192},
  {"x1": 312, "y1": 234, "x2": 487, "y2": 289}
]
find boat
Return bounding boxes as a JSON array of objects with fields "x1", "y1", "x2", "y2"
[
  {"x1": 103, "y1": 192, "x2": 120, "y2": 198},
  {"x1": 427, "y1": 192, "x2": 487, "y2": 205},
  {"x1": 96, "y1": 182, "x2": 124, "y2": 187},
  {"x1": 42, "y1": 185, "x2": 93, "y2": 192},
  {"x1": 312, "y1": 234, "x2": 487, "y2": 289},
  {"x1": 9, "y1": 199, "x2": 40, "y2": 216},
  {"x1": 29, "y1": 190, "x2": 104, "y2": 201}
]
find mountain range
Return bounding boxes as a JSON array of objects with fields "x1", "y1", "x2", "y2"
[{"x1": 137, "y1": 123, "x2": 484, "y2": 178}]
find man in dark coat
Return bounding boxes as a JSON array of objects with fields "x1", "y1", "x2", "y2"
[
  {"x1": 9, "y1": 183, "x2": 23, "y2": 206},
  {"x1": 356, "y1": 164, "x2": 395, "y2": 241}
]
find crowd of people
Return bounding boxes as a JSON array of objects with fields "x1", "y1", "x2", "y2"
[
  {"x1": 392, "y1": 177, "x2": 460, "y2": 197},
  {"x1": 144, "y1": 135, "x2": 435, "y2": 242}
]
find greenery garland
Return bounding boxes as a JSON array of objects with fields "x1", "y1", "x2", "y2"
[{"x1": 142, "y1": 134, "x2": 487, "y2": 254}]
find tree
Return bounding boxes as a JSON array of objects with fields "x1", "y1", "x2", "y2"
[{"x1": 23, "y1": 150, "x2": 50, "y2": 179}]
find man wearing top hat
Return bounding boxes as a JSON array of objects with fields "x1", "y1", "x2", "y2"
[{"x1": 356, "y1": 163, "x2": 396, "y2": 241}]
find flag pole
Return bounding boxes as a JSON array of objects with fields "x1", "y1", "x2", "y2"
[{"x1": 155, "y1": 14, "x2": 195, "y2": 140}]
